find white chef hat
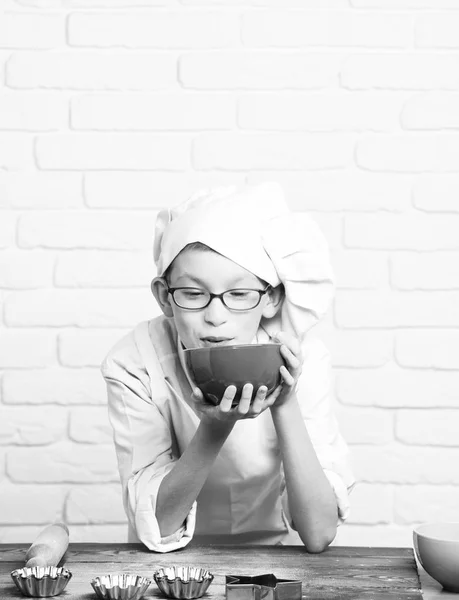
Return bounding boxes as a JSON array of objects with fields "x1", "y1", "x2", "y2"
[{"x1": 153, "y1": 181, "x2": 334, "y2": 342}]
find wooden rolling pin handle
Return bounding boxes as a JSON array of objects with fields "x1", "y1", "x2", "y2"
[{"x1": 25, "y1": 523, "x2": 70, "y2": 569}]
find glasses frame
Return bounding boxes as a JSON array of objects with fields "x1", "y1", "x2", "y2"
[{"x1": 166, "y1": 284, "x2": 271, "y2": 312}]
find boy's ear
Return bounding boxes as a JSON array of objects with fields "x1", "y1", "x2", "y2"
[
  {"x1": 151, "y1": 277, "x2": 174, "y2": 318},
  {"x1": 261, "y1": 284, "x2": 284, "y2": 319}
]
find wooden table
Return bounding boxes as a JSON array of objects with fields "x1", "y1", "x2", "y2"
[{"x1": 0, "y1": 543, "x2": 447, "y2": 600}]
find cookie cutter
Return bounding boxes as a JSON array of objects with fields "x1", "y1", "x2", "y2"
[{"x1": 225, "y1": 574, "x2": 302, "y2": 600}]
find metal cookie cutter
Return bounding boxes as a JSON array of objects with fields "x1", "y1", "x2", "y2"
[{"x1": 225, "y1": 574, "x2": 302, "y2": 600}]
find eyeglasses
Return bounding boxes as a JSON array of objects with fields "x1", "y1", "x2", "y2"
[{"x1": 167, "y1": 285, "x2": 271, "y2": 311}]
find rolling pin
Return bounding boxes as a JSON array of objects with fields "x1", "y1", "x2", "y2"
[{"x1": 24, "y1": 523, "x2": 70, "y2": 569}]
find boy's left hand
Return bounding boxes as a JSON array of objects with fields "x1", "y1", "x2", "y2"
[{"x1": 269, "y1": 331, "x2": 303, "y2": 408}]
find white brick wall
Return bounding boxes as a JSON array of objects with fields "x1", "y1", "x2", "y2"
[{"x1": 1, "y1": 2, "x2": 458, "y2": 549}]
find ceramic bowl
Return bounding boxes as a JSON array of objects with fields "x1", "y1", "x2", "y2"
[
  {"x1": 184, "y1": 343, "x2": 284, "y2": 406},
  {"x1": 413, "y1": 522, "x2": 459, "y2": 592}
]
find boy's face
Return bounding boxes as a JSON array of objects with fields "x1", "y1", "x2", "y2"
[{"x1": 158, "y1": 248, "x2": 278, "y2": 349}]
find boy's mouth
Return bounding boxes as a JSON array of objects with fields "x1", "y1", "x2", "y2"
[{"x1": 200, "y1": 336, "x2": 234, "y2": 346}]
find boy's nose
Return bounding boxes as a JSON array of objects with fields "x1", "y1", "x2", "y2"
[{"x1": 203, "y1": 297, "x2": 228, "y2": 325}]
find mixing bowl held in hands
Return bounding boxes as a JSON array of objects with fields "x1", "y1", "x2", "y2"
[
  {"x1": 413, "y1": 522, "x2": 459, "y2": 592},
  {"x1": 184, "y1": 343, "x2": 285, "y2": 406}
]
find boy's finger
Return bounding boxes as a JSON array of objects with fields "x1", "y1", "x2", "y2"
[
  {"x1": 238, "y1": 383, "x2": 253, "y2": 415},
  {"x1": 280, "y1": 344, "x2": 301, "y2": 370},
  {"x1": 280, "y1": 365, "x2": 295, "y2": 386},
  {"x1": 250, "y1": 386, "x2": 267, "y2": 413},
  {"x1": 219, "y1": 385, "x2": 237, "y2": 413},
  {"x1": 191, "y1": 387, "x2": 204, "y2": 403},
  {"x1": 267, "y1": 385, "x2": 283, "y2": 405}
]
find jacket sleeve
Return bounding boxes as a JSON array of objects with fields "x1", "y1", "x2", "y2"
[
  {"x1": 101, "y1": 335, "x2": 196, "y2": 553},
  {"x1": 281, "y1": 336, "x2": 356, "y2": 528}
]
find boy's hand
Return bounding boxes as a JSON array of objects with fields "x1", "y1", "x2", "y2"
[
  {"x1": 190, "y1": 332, "x2": 302, "y2": 423},
  {"x1": 269, "y1": 331, "x2": 303, "y2": 408},
  {"x1": 190, "y1": 383, "x2": 280, "y2": 424}
]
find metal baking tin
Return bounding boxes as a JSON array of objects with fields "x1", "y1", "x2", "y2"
[
  {"x1": 225, "y1": 573, "x2": 302, "y2": 600},
  {"x1": 10, "y1": 566, "x2": 73, "y2": 597},
  {"x1": 153, "y1": 566, "x2": 214, "y2": 599},
  {"x1": 90, "y1": 574, "x2": 152, "y2": 600}
]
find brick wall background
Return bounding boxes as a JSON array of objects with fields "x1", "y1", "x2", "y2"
[{"x1": 1, "y1": 0, "x2": 459, "y2": 547}]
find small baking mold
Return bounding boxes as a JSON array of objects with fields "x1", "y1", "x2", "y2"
[
  {"x1": 153, "y1": 566, "x2": 214, "y2": 599},
  {"x1": 11, "y1": 566, "x2": 72, "y2": 597},
  {"x1": 90, "y1": 574, "x2": 152, "y2": 600}
]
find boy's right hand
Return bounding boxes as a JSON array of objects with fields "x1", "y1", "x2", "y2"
[{"x1": 190, "y1": 384, "x2": 282, "y2": 424}]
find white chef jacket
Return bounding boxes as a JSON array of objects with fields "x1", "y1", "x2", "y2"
[{"x1": 101, "y1": 316, "x2": 355, "y2": 553}]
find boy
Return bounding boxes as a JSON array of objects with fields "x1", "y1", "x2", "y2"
[{"x1": 101, "y1": 182, "x2": 354, "y2": 553}]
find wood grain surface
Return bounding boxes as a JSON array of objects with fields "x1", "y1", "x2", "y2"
[{"x1": 0, "y1": 543, "x2": 423, "y2": 600}]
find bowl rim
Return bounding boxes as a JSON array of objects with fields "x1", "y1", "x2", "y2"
[
  {"x1": 183, "y1": 342, "x2": 282, "y2": 354},
  {"x1": 413, "y1": 521, "x2": 459, "y2": 543}
]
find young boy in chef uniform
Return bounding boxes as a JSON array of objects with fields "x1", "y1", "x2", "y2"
[{"x1": 101, "y1": 181, "x2": 355, "y2": 553}]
